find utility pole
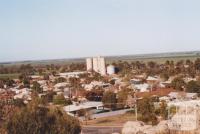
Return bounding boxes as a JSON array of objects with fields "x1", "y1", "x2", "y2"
[{"x1": 134, "y1": 93, "x2": 138, "y2": 121}]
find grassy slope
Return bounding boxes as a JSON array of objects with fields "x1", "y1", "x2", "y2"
[{"x1": 82, "y1": 113, "x2": 136, "y2": 126}]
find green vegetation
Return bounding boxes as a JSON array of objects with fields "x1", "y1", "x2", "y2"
[
  {"x1": 3, "y1": 97, "x2": 81, "y2": 134},
  {"x1": 0, "y1": 73, "x2": 20, "y2": 79},
  {"x1": 137, "y1": 97, "x2": 158, "y2": 125},
  {"x1": 42, "y1": 91, "x2": 57, "y2": 103},
  {"x1": 155, "y1": 100, "x2": 168, "y2": 120},
  {"x1": 54, "y1": 77, "x2": 66, "y2": 84},
  {"x1": 84, "y1": 113, "x2": 136, "y2": 126},
  {"x1": 102, "y1": 91, "x2": 117, "y2": 110},
  {"x1": 186, "y1": 80, "x2": 200, "y2": 95},
  {"x1": 32, "y1": 81, "x2": 43, "y2": 93},
  {"x1": 117, "y1": 87, "x2": 132, "y2": 109},
  {"x1": 53, "y1": 94, "x2": 72, "y2": 105},
  {"x1": 171, "y1": 77, "x2": 186, "y2": 91},
  {"x1": 84, "y1": 89, "x2": 103, "y2": 101}
]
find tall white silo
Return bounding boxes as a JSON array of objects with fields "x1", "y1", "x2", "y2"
[
  {"x1": 93, "y1": 57, "x2": 99, "y2": 72},
  {"x1": 86, "y1": 58, "x2": 93, "y2": 71},
  {"x1": 99, "y1": 57, "x2": 106, "y2": 75}
]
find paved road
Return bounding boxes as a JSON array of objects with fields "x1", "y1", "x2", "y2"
[{"x1": 82, "y1": 126, "x2": 122, "y2": 134}]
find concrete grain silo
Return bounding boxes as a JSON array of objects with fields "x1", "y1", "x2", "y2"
[
  {"x1": 99, "y1": 57, "x2": 106, "y2": 75},
  {"x1": 92, "y1": 57, "x2": 99, "y2": 72},
  {"x1": 86, "y1": 56, "x2": 106, "y2": 76},
  {"x1": 86, "y1": 58, "x2": 93, "y2": 71}
]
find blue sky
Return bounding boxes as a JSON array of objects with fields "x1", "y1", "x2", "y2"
[{"x1": 0, "y1": 0, "x2": 200, "y2": 62}]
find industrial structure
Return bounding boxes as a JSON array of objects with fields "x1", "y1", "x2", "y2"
[
  {"x1": 107, "y1": 65, "x2": 116, "y2": 75},
  {"x1": 86, "y1": 56, "x2": 106, "y2": 75},
  {"x1": 86, "y1": 58, "x2": 93, "y2": 71}
]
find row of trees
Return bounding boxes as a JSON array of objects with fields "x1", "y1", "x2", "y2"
[
  {"x1": 114, "y1": 58, "x2": 200, "y2": 79},
  {"x1": 170, "y1": 76, "x2": 200, "y2": 94},
  {"x1": 0, "y1": 62, "x2": 86, "y2": 75}
]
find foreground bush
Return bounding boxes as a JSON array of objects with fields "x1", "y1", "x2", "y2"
[{"x1": 5, "y1": 99, "x2": 81, "y2": 134}]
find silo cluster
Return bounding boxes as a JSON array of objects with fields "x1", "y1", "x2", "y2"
[
  {"x1": 86, "y1": 56, "x2": 106, "y2": 75},
  {"x1": 86, "y1": 56, "x2": 116, "y2": 75}
]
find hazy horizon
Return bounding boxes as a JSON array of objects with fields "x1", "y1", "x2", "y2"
[{"x1": 1, "y1": 0, "x2": 200, "y2": 62}]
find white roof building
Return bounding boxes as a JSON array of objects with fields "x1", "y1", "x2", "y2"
[
  {"x1": 168, "y1": 92, "x2": 197, "y2": 100},
  {"x1": 14, "y1": 88, "x2": 31, "y2": 100},
  {"x1": 146, "y1": 76, "x2": 159, "y2": 81},
  {"x1": 59, "y1": 71, "x2": 86, "y2": 78},
  {"x1": 54, "y1": 82, "x2": 69, "y2": 88},
  {"x1": 63, "y1": 101, "x2": 103, "y2": 113},
  {"x1": 30, "y1": 75, "x2": 41, "y2": 79},
  {"x1": 83, "y1": 81, "x2": 110, "y2": 91},
  {"x1": 183, "y1": 77, "x2": 197, "y2": 83},
  {"x1": 133, "y1": 83, "x2": 150, "y2": 92},
  {"x1": 37, "y1": 80, "x2": 47, "y2": 85},
  {"x1": 159, "y1": 96, "x2": 170, "y2": 102}
]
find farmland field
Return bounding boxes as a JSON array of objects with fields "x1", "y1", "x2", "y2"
[
  {"x1": 0, "y1": 51, "x2": 200, "y2": 66},
  {"x1": 0, "y1": 73, "x2": 20, "y2": 79}
]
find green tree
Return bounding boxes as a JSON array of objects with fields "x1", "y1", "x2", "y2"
[
  {"x1": 102, "y1": 91, "x2": 117, "y2": 110},
  {"x1": 0, "y1": 80, "x2": 4, "y2": 88},
  {"x1": 137, "y1": 97, "x2": 158, "y2": 125},
  {"x1": 43, "y1": 91, "x2": 56, "y2": 102},
  {"x1": 55, "y1": 77, "x2": 66, "y2": 84},
  {"x1": 13, "y1": 99, "x2": 26, "y2": 107},
  {"x1": 5, "y1": 101, "x2": 81, "y2": 134},
  {"x1": 117, "y1": 87, "x2": 131, "y2": 108},
  {"x1": 43, "y1": 74, "x2": 50, "y2": 80},
  {"x1": 5, "y1": 78, "x2": 15, "y2": 87},
  {"x1": 53, "y1": 94, "x2": 72, "y2": 105},
  {"x1": 19, "y1": 74, "x2": 30, "y2": 88},
  {"x1": 186, "y1": 80, "x2": 200, "y2": 95},
  {"x1": 85, "y1": 89, "x2": 103, "y2": 101},
  {"x1": 160, "y1": 72, "x2": 169, "y2": 81},
  {"x1": 69, "y1": 77, "x2": 81, "y2": 97},
  {"x1": 171, "y1": 77, "x2": 186, "y2": 91},
  {"x1": 194, "y1": 58, "x2": 200, "y2": 71},
  {"x1": 32, "y1": 81, "x2": 42, "y2": 93},
  {"x1": 77, "y1": 109, "x2": 91, "y2": 125},
  {"x1": 147, "y1": 61, "x2": 156, "y2": 68},
  {"x1": 155, "y1": 100, "x2": 168, "y2": 120}
]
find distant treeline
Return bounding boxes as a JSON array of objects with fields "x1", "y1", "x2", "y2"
[{"x1": 0, "y1": 63, "x2": 86, "y2": 75}]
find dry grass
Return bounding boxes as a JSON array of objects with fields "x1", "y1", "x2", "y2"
[{"x1": 82, "y1": 113, "x2": 136, "y2": 126}]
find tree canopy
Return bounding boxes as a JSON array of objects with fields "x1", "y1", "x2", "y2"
[
  {"x1": 186, "y1": 80, "x2": 200, "y2": 95},
  {"x1": 53, "y1": 94, "x2": 72, "y2": 106},
  {"x1": 171, "y1": 77, "x2": 186, "y2": 91},
  {"x1": 32, "y1": 81, "x2": 43, "y2": 93},
  {"x1": 5, "y1": 98, "x2": 81, "y2": 134},
  {"x1": 102, "y1": 91, "x2": 117, "y2": 110},
  {"x1": 137, "y1": 97, "x2": 158, "y2": 125}
]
